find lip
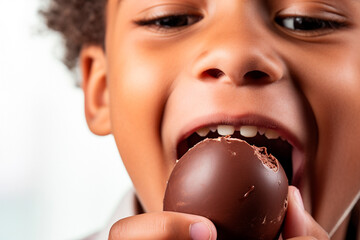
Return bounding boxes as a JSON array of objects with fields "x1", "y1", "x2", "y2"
[{"x1": 170, "y1": 112, "x2": 306, "y2": 186}]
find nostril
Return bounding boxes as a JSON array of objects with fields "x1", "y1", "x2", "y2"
[
  {"x1": 202, "y1": 68, "x2": 225, "y2": 79},
  {"x1": 200, "y1": 69, "x2": 274, "y2": 85},
  {"x1": 244, "y1": 70, "x2": 270, "y2": 82}
]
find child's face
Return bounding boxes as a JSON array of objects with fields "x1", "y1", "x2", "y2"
[{"x1": 98, "y1": 0, "x2": 360, "y2": 235}]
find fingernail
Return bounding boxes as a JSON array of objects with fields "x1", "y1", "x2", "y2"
[
  {"x1": 294, "y1": 188, "x2": 305, "y2": 211},
  {"x1": 190, "y1": 222, "x2": 211, "y2": 240}
]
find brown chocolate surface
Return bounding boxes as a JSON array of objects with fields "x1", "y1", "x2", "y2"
[{"x1": 164, "y1": 137, "x2": 288, "y2": 240}]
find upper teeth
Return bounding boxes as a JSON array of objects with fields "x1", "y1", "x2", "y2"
[
  {"x1": 196, "y1": 125, "x2": 281, "y2": 140},
  {"x1": 240, "y1": 126, "x2": 257, "y2": 138},
  {"x1": 196, "y1": 127, "x2": 210, "y2": 137},
  {"x1": 264, "y1": 129, "x2": 280, "y2": 139},
  {"x1": 217, "y1": 125, "x2": 235, "y2": 136}
]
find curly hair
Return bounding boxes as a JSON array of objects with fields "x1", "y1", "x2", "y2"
[{"x1": 41, "y1": 0, "x2": 107, "y2": 70}]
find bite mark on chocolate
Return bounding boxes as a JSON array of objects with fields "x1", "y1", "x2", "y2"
[{"x1": 254, "y1": 146, "x2": 279, "y2": 172}]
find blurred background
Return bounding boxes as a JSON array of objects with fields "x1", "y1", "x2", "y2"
[{"x1": 0, "y1": 0, "x2": 132, "y2": 239}]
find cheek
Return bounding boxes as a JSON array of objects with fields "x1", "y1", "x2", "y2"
[
  {"x1": 292, "y1": 47, "x2": 360, "y2": 230},
  {"x1": 106, "y1": 42, "x2": 176, "y2": 211}
]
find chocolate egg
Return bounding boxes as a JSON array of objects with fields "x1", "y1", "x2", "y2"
[{"x1": 163, "y1": 137, "x2": 288, "y2": 240}]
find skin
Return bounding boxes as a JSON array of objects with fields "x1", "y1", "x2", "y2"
[{"x1": 80, "y1": 0, "x2": 360, "y2": 239}]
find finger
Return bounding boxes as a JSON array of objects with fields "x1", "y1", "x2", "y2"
[
  {"x1": 108, "y1": 211, "x2": 217, "y2": 240},
  {"x1": 282, "y1": 186, "x2": 330, "y2": 240},
  {"x1": 303, "y1": 211, "x2": 330, "y2": 239},
  {"x1": 282, "y1": 186, "x2": 306, "y2": 238}
]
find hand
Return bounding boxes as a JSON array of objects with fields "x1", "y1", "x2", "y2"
[
  {"x1": 108, "y1": 211, "x2": 217, "y2": 240},
  {"x1": 282, "y1": 186, "x2": 330, "y2": 240}
]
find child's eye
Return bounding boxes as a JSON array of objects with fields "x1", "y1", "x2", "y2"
[
  {"x1": 135, "y1": 14, "x2": 202, "y2": 30},
  {"x1": 275, "y1": 16, "x2": 346, "y2": 35}
]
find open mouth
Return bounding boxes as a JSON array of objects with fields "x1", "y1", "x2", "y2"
[{"x1": 177, "y1": 125, "x2": 293, "y2": 183}]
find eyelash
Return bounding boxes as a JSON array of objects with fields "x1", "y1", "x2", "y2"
[
  {"x1": 275, "y1": 16, "x2": 346, "y2": 33},
  {"x1": 134, "y1": 14, "x2": 203, "y2": 31},
  {"x1": 134, "y1": 13, "x2": 346, "y2": 36}
]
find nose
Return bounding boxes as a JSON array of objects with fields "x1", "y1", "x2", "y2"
[{"x1": 191, "y1": 16, "x2": 284, "y2": 86}]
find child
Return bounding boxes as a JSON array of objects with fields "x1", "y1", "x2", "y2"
[{"x1": 42, "y1": 0, "x2": 360, "y2": 239}]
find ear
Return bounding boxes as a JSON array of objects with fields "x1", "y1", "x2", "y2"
[{"x1": 80, "y1": 45, "x2": 111, "y2": 136}]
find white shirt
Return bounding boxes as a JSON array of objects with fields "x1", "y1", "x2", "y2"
[{"x1": 82, "y1": 189, "x2": 138, "y2": 240}]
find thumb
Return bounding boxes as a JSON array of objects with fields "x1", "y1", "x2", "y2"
[
  {"x1": 282, "y1": 186, "x2": 330, "y2": 239},
  {"x1": 282, "y1": 186, "x2": 307, "y2": 238}
]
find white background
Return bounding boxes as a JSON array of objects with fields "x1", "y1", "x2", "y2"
[{"x1": 0, "y1": 1, "x2": 132, "y2": 239}]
